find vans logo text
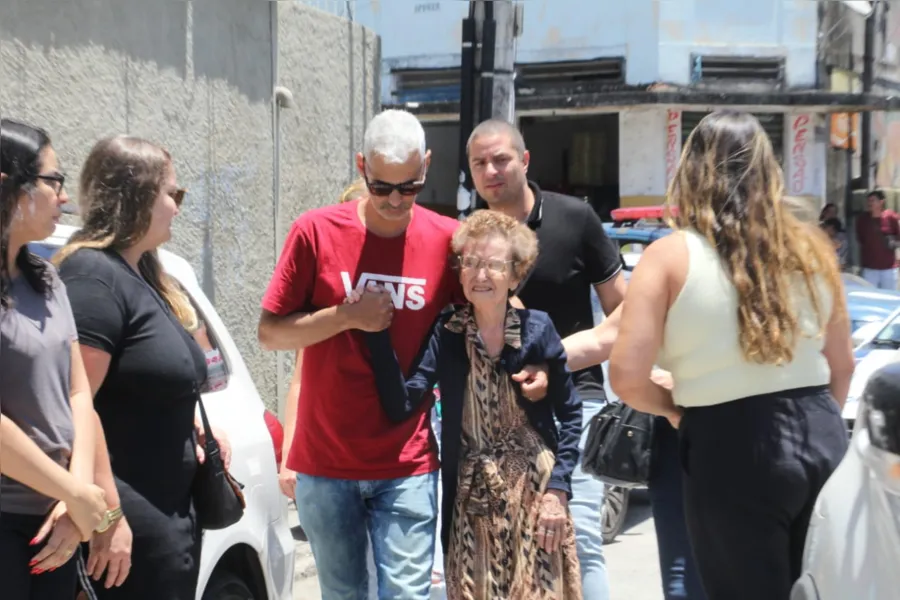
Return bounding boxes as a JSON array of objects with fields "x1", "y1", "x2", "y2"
[{"x1": 340, "y1": 272, "x2": 427, "y2": 311}]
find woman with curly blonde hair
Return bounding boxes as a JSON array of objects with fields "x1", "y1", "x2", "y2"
[{"x1": 608, "y1": 111, "x2": 854, "y2": 600}]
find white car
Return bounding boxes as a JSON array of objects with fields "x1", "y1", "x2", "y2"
[
  {"x1": 792, "y1": 362, "x2": 900, "y2": 600},
  {"x1": 32, "y1": 225, "x2": 295, "y2": 600},
  {"x1": 843, "y1": 307, "x2": 900, "y2": 432}
]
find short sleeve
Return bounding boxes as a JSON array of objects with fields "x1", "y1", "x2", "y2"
[
  {"x1": 261, "y1": 218, "x2": 317, "y2": 316},
  {"x1": 62, "y1": 275, "x2": 127, "y2": 355},
  {"x1": 53, "y1": 278, "x2": 80, "y2": 344},
  {"x1": 580, "y1": 205, "x2": 623, "y2": 285}
]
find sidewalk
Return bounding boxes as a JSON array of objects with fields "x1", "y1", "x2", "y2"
[{"x1": 289, "y1": 492, "x2": 663, "y2": 600}]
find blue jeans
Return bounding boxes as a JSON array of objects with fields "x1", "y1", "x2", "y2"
[
  {"x1": 648, "y1": 416, "x2": 706, "y2": 600},
  {"x1": 570, "y1": 397, "x2": 610, "y2": 600},
  {"x1": 295, "y1": 471, "x2": 438, "y2": 600},
  {"x1": 862, "y1": 267, "x2": 898, "y2": 290}
]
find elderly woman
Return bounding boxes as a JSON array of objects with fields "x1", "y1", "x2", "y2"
[{"x1": 357, "y1": 209, "x2": 583, "y2": 599}]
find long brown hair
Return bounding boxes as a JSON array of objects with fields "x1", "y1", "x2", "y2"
[
  {"x1": 667, "y1": 111, "x2": 843, "y2": 365},
  {"x1": 54, "y1": 136, "x2": 197, "y2": 330}
]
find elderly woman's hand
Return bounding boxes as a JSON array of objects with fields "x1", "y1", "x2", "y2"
[{"x1": 536, "y1": 489, "x2": 568, "y2": 553}]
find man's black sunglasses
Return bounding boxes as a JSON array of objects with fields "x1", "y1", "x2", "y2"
[{"x1": 362, "y1": 166, "x2": 426, "y2": 197}]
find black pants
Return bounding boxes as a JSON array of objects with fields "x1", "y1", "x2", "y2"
[
  {"x1": 0, "y1": 512, "x2": 79, "y2": 600},
  {"x1": 679, "y1": 386, "x2": 849, "y2": 600}
]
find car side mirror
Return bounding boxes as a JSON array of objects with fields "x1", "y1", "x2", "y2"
[{"x1": 862, "y1": 362, "x2": 900, "y2": 456}]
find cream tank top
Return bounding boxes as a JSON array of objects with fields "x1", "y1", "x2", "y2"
[{"x1": 656, "y1": 229, "x2": 833, "y2": 408}]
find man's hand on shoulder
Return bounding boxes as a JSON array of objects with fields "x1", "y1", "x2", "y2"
[
  {"x1": 341, "y1": 283, "x2": 395, "y2": 332},
  {"x1": 513, "y1": 364, "x2": 549, "y2": 401}
]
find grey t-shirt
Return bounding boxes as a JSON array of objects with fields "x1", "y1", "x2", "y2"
[{"x1": 0, "y1": 267, "x2": 78, "y2": 515}]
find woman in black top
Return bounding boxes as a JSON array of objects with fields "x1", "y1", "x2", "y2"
[
  {"x1": 56, "y1": 135, "x2": 229, "y2": 600},
  {"x1": 0, "y1": 119, "x2": 108, "y2": 599}
]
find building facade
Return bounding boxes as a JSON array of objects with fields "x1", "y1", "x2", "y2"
[
  {"x1": 1, "y1": 0, "x2": 380, "y2": 412},
  {"x1": 351, "y1": 0, "x2": 899, "y2": 218}
]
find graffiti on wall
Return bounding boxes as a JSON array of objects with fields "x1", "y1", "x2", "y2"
[{"x1": 665, "y1": 109, "x2": 682, "y2": 185}]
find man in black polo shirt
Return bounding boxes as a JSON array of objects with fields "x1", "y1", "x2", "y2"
[{"x1": 467, "y1": 119, "x2": 626, "y2": 599}]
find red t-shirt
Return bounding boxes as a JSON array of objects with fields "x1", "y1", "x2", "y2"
[
  {"x1": 856, "y1": 210, "x2": 900, "y2": 270},
  {"x1": 262, "y1": 201, "x2": 460, "y2": 480}
]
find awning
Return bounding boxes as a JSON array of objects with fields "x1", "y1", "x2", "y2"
[{"x1": 388, "y1": 88, "x2": 900, "y2": 118}]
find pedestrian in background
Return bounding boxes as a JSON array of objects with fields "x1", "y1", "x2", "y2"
[
  {"x1": 609, "y1": 111, "x2": 854, "y2": 600},
  {"x1": 856, "y1": 189, "x2": 900, "y2": 289},
  {"x1": 0, "y1": 118, "x2": 106, "y2": 599}
]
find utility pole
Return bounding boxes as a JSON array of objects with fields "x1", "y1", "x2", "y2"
[
  {"x1": 861, "y1": 0, "x2": 879, "y2": 189},
  {"x1": 456, "y1": 0, "x2": 522, "y2": 218}
]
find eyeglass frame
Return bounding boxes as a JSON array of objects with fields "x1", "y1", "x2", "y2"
[
  {"x1": 35, "y1": 173, "x2": 66, "y2": 196},
  {"x1": 457, "y1": 254, "x2": 516, "y2": 275}
]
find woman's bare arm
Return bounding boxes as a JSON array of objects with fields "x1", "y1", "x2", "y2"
[
  {"x1": 80, "y1": 346, "x2": 122, "y2": 509},
  {"x1": 821, "y1": 291, "x2": 855, "y2": 409},
  {"x1": 563, "y1": 304, "x2": 623, "y2": 372},
  {"x1": 608, "y1": 237, "x2": 682, "y2": 420},
  {"x1": 1, "y1": 415, "x2": 83, "y2": 503},
  {"x1": 67, "y1": 342, "x2": 96, "y2": 483}
]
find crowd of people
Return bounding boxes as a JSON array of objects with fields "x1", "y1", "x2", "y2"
[
  {"x1": 1, "y1": 121, "x2": 231, "y2": 600},
  {"x1": 1, "y1": 107, "x2": 856, "y2": 600},
  {"x1": 260, "y1": 109, "x2": 853, "y2": 600}
]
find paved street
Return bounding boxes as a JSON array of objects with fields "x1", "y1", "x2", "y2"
[{"x1": 291, "y1": 491, "x2": 663, "y2": 600}]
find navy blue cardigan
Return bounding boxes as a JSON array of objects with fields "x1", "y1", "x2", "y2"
[{"x1": 365, "y1": 305, "x2": 582, "y2": 553}]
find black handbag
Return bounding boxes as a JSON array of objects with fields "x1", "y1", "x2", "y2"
[
  {"x1": 192, "y1": 395, "x2": 246, "y2": 530},
  {"x1": 581, "y1": 401, "x2": 655, "y2": 488}
]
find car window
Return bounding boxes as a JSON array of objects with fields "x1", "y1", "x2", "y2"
[
  {"x1": 873, "y1": 312, "x2": 900, "y2": 347},
  {"x1": 184, "y1": 294, "x2": 231, "y2": 393}
]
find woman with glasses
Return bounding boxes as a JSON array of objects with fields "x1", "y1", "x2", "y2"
[
  {"x1": 356, "y1": 209, "x2": 584, "y2": 599},
  {"x1": 55, "y1": 136, "x2": 229, "y2": 600},
  {"x1": 0, "y1": 118, "x2": 108, "y2": 599}
]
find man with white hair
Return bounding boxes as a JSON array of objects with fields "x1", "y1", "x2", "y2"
[{"x1": 257, "y1": 109, "x2": 460, "y2": 599}]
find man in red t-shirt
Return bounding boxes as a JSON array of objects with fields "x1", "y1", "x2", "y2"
[
  {"x1": 257, "y1": 110, "x2": 463, "y2": 599},
  {"x1": 856, "y1": 189, "x2": 900, "y2": 290}
]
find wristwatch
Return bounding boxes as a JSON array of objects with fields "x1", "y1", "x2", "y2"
[{"x1": 95, "y1": 506, "x2": 124, "y2": 533}]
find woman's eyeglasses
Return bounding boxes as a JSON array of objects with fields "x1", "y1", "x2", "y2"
[
  {"x1": 458, "y1": 255, "x2": 514, "y2": 275},
  {"x1": 36, "y1": 173, "x2": 65, "y2": 195}
]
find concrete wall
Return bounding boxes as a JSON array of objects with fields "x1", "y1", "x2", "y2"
[
  {"x1": 658, "y1": 0, "x2": 819, "y2": 87},
  {"x1": 1, "y1": 1, "x2": 380, "y2": 411},
  {"x1": 354, "y1": 0, "x2": 820, "y2": 104},
  {"x1": 619, "y1": 108, "x2": 669, "y2": 205}
]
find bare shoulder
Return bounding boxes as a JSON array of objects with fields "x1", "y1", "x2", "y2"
[
  {"x1": 633, "y1": 231, "x2": 690, "y2": 303},
  {"x1": 639, "y1": 231, "x2": 688, "y2": 267}
]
